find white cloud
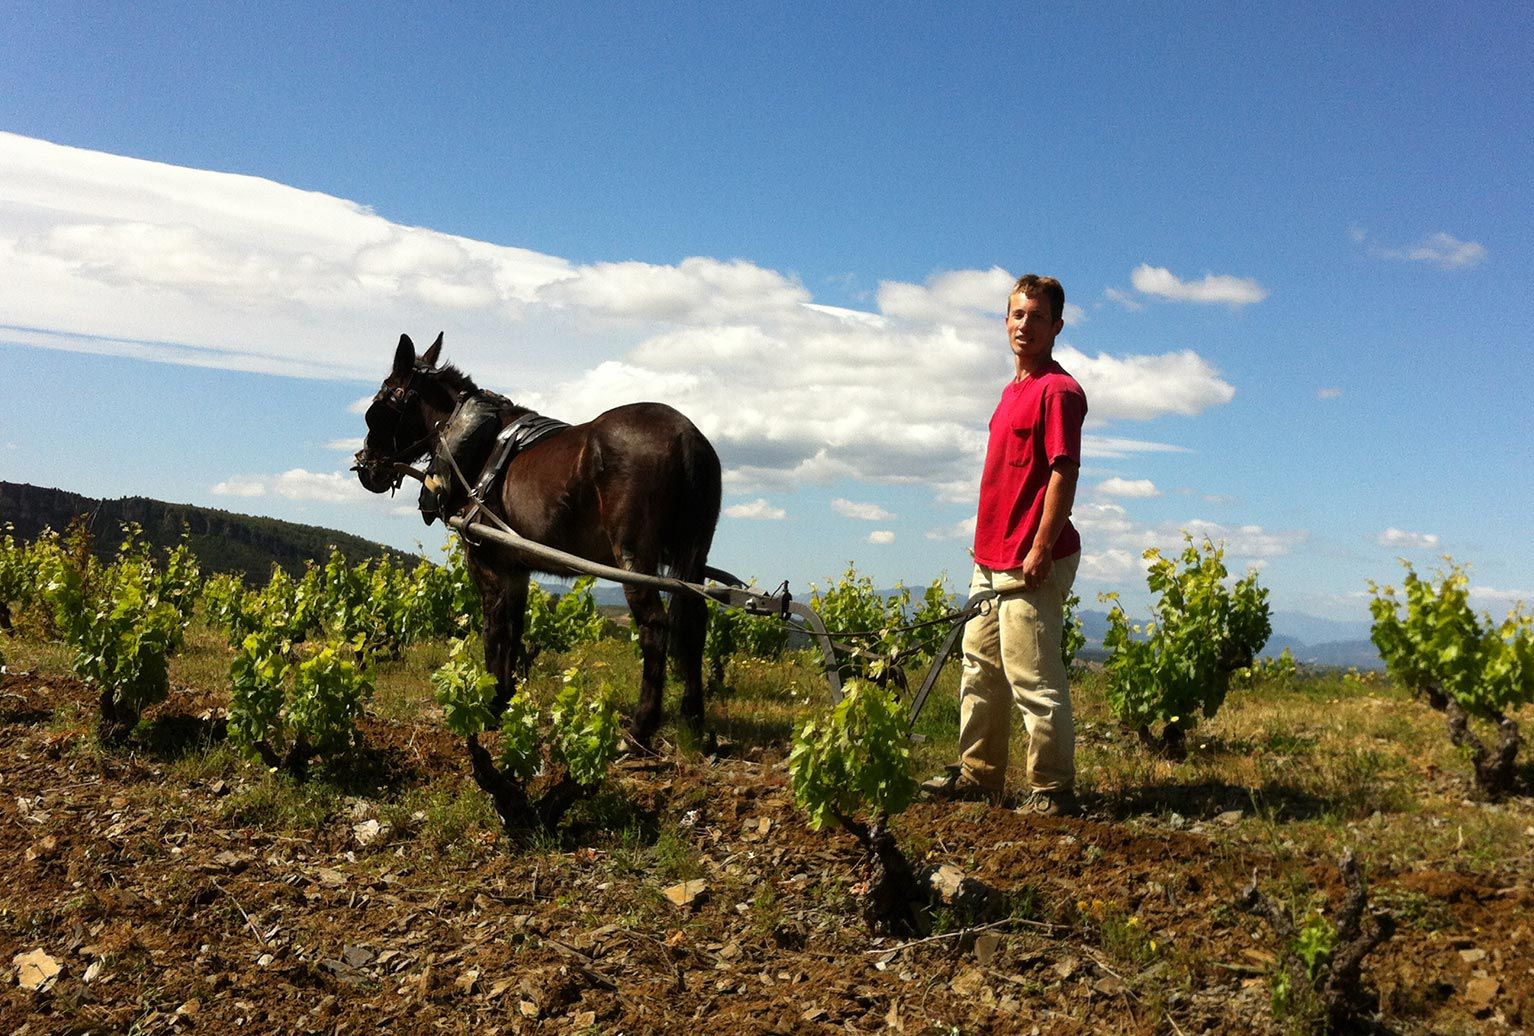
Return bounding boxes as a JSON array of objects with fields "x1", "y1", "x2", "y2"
[
  {"x1": 1180, "y1": 519, "x2": 1308, "y2": 559},
  {"x1": 724, "y1": 498, "x2": 787, "y2": 520},
  {"x1": 868, "y1": 530, "x2": 896, "y2": 545},
  {"x1": 1470, "y1": 585, "x2": 1532, "y2": 609},
  {"x1": 877, "y1": 267, "x2": 1014, "y2": 324},
  {"x1": 925, "y1": 516, "x2": 977, "y2": 541},
  {"x1": 1103, "y1": 287, "x2": 1143, "y2": 312},
  {"x1": 833, "y1": 498, "x2": 896, "y2": 521},
  {"x1": 1070, "y1": 501, "x2": 1306, "y2": 586},
  {"x1": 1378, "y1": 527, "x2": 1440, "y2": 549},
  {"x1": 1060, "y1": 347, "x2": 1236, "y2": 421},
  {"x1": 211, "y1": 477, "x2": 265, "y2": 497},
  {"x1": 1130, "y1": 264, "x2": 1267, "y2": 307},
  {"x1": 1097, "y1": 477, "x2": 1160, "y2": 498},
  {"x1": 326, "y1": 437, "x2": 364, "y2": 451},
  {"x1": 1082, "y1": 435, "x2": 1191, "y2": 460},
  {"x1": 1363, "y1": 230, "x2": 1487, "y2": 270},
  {"x1": 272, "y1": 468, "x2": 370, "y2": 502},
  {"x1": 1080, "y1": 548, "x2": 1148, "y2": 584},
  {"x1": 1316, "y1": 387, "x2": 1342, "y2": 400},
  {"x1": 0, "y1": 131, "x2": 1244, "y2": 507},
  {"x1": 213, "y1": 470, "x2": 378, "y2": 506},
  {"x1": 542, "y1": 256, "x2": 811, "y2": 324}
]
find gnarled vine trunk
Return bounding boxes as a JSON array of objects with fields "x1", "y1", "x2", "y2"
[
  {"x1": 1421, "y1": 683, "x2": 1522, "y2": 797},
  {"x1": 835, "y1": 810, "x2": 927, "y2": 936},
  {"x1": 464, "y1": 734, "x2": 588, "y2": 837},
  {"x1": 1239, "y1": 849, "x2": 1395, "y2": 1033}
]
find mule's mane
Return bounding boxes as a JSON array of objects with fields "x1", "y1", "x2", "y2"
[
  {"x1": 425, "y1": 363, "x2": 522, "y2": 413},
  {"x1": 426, "y1": 362, "x2": 478, "y2": 396}
]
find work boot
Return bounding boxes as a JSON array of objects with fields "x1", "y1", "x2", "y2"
[
  {"x1": 1019, "y1": 787, "x2": 1079, "y2": 817},
  {"x1": 919, "y1": 765, "x2": 1002, "y2": 805}
]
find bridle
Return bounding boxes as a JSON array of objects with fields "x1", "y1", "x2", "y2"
[{"x1": 355, "y1": 369, "x2": 441, "y2": 492}]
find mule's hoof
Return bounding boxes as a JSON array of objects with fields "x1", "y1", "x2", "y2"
[{"x1": 625, "y1": 723, "x2": 660, "y2": 755}]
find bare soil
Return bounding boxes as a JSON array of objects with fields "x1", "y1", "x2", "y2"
[{"x1": 2, "y1": 670, "x2": 1530, "y2": 1034}]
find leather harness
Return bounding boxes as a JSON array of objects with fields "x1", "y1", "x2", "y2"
[{"x1": 418, "y1": 401, "x2": 569, "y2": 527}]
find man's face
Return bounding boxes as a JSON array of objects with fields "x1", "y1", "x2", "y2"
[{"x1": 1006, "y1": 291, "x2": 1063, "y2": 369}]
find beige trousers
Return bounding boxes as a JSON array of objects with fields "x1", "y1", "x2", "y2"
[{"x1": 957, "y1": 552, "x2": 1079, "y2": 794}]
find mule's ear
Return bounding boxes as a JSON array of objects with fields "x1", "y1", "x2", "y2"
[
  {"x1": 421, "y1": 332, "x2": 444, "y2": 368},
  {"x1": 393, "y1": 334, "x2": 416, "y2": 375}
]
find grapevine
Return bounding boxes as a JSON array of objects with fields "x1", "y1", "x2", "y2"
[
  {"x1": 38, "y1": 522, "x2": 195, "y2": 743},
  {"x1": 810, "y1": 565, "x2": 957, "y2": 688},
  {"x1": 704, "y1": 589, "x2": 791, "y2": 691},
  {"x1": 1101, "y1": 537, "x2": 1272, "y2": 758},
  {"x1": 789, "y1": 679, "x2": 925, "y2": 933},
  {"x1": 433, "y1": 646, "x2": 622, "y2": 834},
  {"x1": 1368, "y1": 560, "x2": 1532, "y2": 795},
  {"x1": 1061, "y1": 592, "x2": 1086, "y2": 672},
  {"x1": 227, "y1": 630, "x2": 373, "y2": 778},
  {"x1": 522, "y1": 577, "x2": 606, "y2": 673}
]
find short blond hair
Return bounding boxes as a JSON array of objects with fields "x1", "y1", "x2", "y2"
[{"x1": 1010, "y1": 274, "x2": 1065, "y2": 323}]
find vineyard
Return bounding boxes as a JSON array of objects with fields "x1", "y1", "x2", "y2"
[{"x1": 1, "y1": 525, "x2": 1532, "y2": 1034}]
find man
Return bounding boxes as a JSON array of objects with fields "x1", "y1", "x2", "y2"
[{"x1": 923, "y1": 273, "x2": 1087, "y2": 816}]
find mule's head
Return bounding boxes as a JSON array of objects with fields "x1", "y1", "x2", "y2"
[{"x1": 352, "y1": 332, "x2": 445, "y2": 493}]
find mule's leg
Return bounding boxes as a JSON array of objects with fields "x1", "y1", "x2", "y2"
[
  {"x1": 626, "y1": 583, "x2": 670, "y2": 747},
  {"x1": 480, "y1": 566, "x2": 530, "y2": 715},
  {"x1": 669, "y1": 590, "x2": 709, "y2": 739}
]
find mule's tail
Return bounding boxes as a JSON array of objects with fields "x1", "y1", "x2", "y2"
[
  {"x1": 665, "y1": 426, "x2": 722, "y2": 727},
  {"x1": 663, "y1": 426, "x2": 723, "y2": 584}
]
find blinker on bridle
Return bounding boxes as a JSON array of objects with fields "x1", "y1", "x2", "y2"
[{"x1": 355, "y1": 368, "x2": 437, "y2": 490}]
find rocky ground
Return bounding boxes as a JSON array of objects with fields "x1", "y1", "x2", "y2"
[{"x1": 2, "y1": 670, "x2": 1531, "y2": 1034}]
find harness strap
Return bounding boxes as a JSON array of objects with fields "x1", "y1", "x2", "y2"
[
  {"x1": 469, "y1": 413, "x2": 571, "y2": 502},
  {"x1": 439, "y1": 407, "x2": 570, "y2": 532}
]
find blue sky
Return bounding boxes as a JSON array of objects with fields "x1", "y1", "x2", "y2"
[{"x1": 2, "y1": 2, "x2": 1530, "y2": 625}]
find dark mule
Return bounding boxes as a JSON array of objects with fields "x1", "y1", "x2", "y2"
[{"x1": 353, "y1": 333, "x2": 721, "y2": 745}]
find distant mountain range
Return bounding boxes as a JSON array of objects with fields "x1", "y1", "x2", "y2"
[
  {"x1": 1071, "y1": 607, "x2": 1382, "y2": 670},
  {"x1": 0, "y1": 481, "x2": 415, "y2": 583}
]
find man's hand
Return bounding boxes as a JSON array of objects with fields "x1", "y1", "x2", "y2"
[
  {"x1": 1021, "y1": 542, "x2": 1053, "y2": 589},
  {"x1": 1022, "y1": 460, "x2": 1078, "y2": 590}
]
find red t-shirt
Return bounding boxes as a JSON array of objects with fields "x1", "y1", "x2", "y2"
[{"x1": 972, "y1": 361, "x2": 1087, "y2": 569}]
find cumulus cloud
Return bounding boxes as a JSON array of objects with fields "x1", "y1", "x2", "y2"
[
  {"x1": 877, "y1": 267, "x2": 1015, "y2": 324},
  {"x1": 1097, "y1": 477, "x2": 1160, "y2": 498},
  {"x1": 1358, "y1": 229, "x2": 1487, "y2": 270},
  {"x1": 1079, "y1": 548, "x2": 1147, "y2": 584},
  {"x1": 1059, "y1": 347, "x2": 1235, "y2": 421},
  {"x1": 1072, "y1": 501, "x2": 1306, "y2": 588},
  {"x1": 1179, "y1": 519, "x2": 1307, "y2": 559},
  {"x1": 724, "y1": 498, "x2": 787, "y2": 520},
  {"x1": 925, "y1": 516, "x2": 977, "y2": 541},
  {"x1": 210, "y1": 468, "x2": 369, "y2": 502},
  {"x1": 1470, "y1": 585, "x2": 1532, "y2": 609},
  {"x1": 0, "y1": 131, "x2": 1243, "y2": 508},
  {"x1": 868, "y1": 530, "x2": 896, "y2": 545},
  {"x1": 211, "y1": 477, "x2": 265, "y2": 497},
  {"x1": 1129, "y1": 264, "x2": 1267, "y2": 307},
  {"x1": 1316, "y1": 387, "x2": 1342, "y2": 400},
  {"x1": 833, "y1": 498, "x2": 896, "y2": 521},
  {"x1": 1378, "y1": 527, "x2": 1440, "y2": 549}
]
